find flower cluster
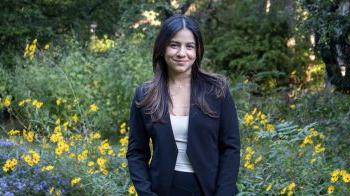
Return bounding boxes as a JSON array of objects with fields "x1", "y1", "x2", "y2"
[
  {"x1": 18, "y1": 98, "x2": 43, "y2": 109},
  {"x1": 22, "y1": 150, "x2": 40, "y2": 167},
  {"x1": 243, "y1": 146, "x2": 262, "y2": 170},
  {"x1": 298, "y1": 128, "x2": 325, "y2": 164},
  {"x1": 3, "y1": 158, "x2": 18, "y2": 172},
  {"x1": 328, "y1": 169, "x2": 350, "y2": 194},
  {"x1": 280, "y1": 182, "x2": 296, "y2": 195},
  {"x1": 2, "y1": 96, "x2": 11, "y2": 107},
  {"x1": 24, "y1": 39, "x2": 37, "y2": 60},
  {"x1": 23, "y1": 129, "x2": 35, "y2": 143},
  {"x1": 118, "y1": 123, "x2": 129, "y2": 158},
  {"x1": 89, "y1": 35, "x2": 115, "y2": 53},
  {"x1": 98, "y1": 140, "x2": 115, "y2": 156},
  {"x1": 243, "y1": 108, "x2": 275, "y2": 132},
  {"x1": 70, "y1": 177, "x2": 81, "y2": 186}
]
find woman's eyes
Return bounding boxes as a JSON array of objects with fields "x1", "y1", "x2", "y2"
[
  {"x1": 170, "y1": 44, "x2": 179, "y2": 48},
  {"x1": 169, "y1": 44, "x2": 195, "y2": 49},
  {"x1": 186, "y1": 45, "x2": 195, "y2": 49}
]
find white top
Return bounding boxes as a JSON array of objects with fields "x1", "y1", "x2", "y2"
[{"x1": 169, "y1": 114, "x2": 194, "y2": 173}]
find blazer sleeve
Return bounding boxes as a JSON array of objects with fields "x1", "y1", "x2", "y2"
[
  {"x1": 215, "y1": 86, "x2": 241, "y2": 196},
  {"x1": 126, "y1": 86, "x2": 157, "y2": 196}
]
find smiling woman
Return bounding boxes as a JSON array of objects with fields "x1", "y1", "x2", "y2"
[
  {"x1": 127, "y1": 14, "x2": 241, "y2": 196},
  {"x1": 165, "y1": 28, "x2": 197, "y2": 76}
]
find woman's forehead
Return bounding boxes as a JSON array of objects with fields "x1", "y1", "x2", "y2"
[{"x1": 169, "y1": 28, "x2": 195, "y2": 43}]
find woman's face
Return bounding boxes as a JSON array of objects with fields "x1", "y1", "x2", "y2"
[{"x1": 164, "y1": 28, "x2": 197, "y2": 76}]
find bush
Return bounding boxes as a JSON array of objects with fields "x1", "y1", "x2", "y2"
[{"x1": 6, "y1": 34, "x2": 152, "y2": 138}]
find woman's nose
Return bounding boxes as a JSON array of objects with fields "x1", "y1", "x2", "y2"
[{"x1": 176, "y1": 47, "x2": 186, "y2": 57}]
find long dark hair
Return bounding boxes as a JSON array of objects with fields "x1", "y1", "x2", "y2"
[{"x1": 137, "y1": 14, "x2": 228, "y2": 123}]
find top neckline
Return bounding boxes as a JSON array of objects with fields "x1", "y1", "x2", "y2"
[{"x1": 170, "y1": 114, "x2": 189, "y2": 117}]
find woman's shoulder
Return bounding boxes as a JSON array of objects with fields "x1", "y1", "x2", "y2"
[{"x1": 134, "y1": 81, "x2": 152, "y2": 99}]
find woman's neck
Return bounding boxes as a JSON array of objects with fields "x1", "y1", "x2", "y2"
[{"x1": 167, "y1": 71, "x2": 191, "y2": 88}]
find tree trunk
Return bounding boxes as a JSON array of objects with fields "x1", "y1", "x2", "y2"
[{"x1": 322, "y1": 1, "x2": 350, "y2": 91}]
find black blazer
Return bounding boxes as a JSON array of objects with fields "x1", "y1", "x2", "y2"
[{"x1": 126, "y1": 84, "x2": 240, "y2": 196}]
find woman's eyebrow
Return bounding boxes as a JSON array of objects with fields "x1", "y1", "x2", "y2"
[{"x1": 169, "y1": 40, "x2": 195, "y2": 45}]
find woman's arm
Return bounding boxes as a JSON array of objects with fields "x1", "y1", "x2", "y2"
[
  {"x1": 215, "y1": 86, "x2": 241, "y2": 196},
  {"x1": 126, "y1": 86, "x2": 157, "y2": 196}
]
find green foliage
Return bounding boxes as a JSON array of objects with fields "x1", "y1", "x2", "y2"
[
  {"x1": 6, "y1": 34, "x2": 152, "y2": 138},
  {"x1": 237, "y1": 91, "x2": 350, "y2": 194},
  {"x1": 203, "y1": 0, "x2": 295, "y2": 90},
  {"x1": 0, "y1": 0, "x2": 160, "y2": 67}
]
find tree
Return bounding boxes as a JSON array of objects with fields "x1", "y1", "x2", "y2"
[{"x1": 298, "y1": 0, "x2": 350, "y2": 90}]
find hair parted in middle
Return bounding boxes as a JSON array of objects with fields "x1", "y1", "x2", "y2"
[{"x1": 137, "y1": 14, "x2": 228, "y2": 123}]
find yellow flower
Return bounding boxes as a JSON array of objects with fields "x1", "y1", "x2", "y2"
[
  {"x1": 32, "y1": 99, "x2": 43, "y2": 108},
  {"x1": 289, "y1": 104, "x2": 296, "y2": 110},
  {"x1": 71, "y1": 177, "x2": 81, "y2": 186},
  {"x1": 54, "y1": 125, "x2": 61, "y2": 133},
  {"x1": 77, "y1": 150, "x2": 88, "y2": 162},
  {"x1": 254, "y1": 155, "x2": 263, "y2": 164},
  {"x1": 244, "y1": 162, "x2": 254, "y2": 170},
  {"x1": 22, "y1": 150, "x2": 40, "y2": 166},
  {"x1": 287, "y1": 182, "x2": 296, "y2": 191},
  {"x1": 50, "y1": 187, "x2": 55, "y2": 194},
  {"x1": 55, "y1": 189, "x2": 61, "y2": 196},
  {"x1": 97, "y1": 157, "x2": 107, "y2": 166},
  {"x1": 246, "y1": 147, "x2": 255, "y2": 154},
  {"x1": 120, "y1": 122, "x2": 127, "y2": 129},
  {"x1": 3, "y1": 96, "x2": 11, "y2": 107},
  {"x1": 2, "y1": 158, "x2": 17, "y2": 172},
  {"x1": 266, "y1": 124, "x2": 275, "y2": 132},
  {"x1": 56, "y1": 98, "x2": 62, "y2": 106},
  {"x1": 314, "y1": 144, "x2": 325, "y2": 154},
  {"x1": 88, "y1": 161, "x2": 95, "y2": 167},
  {"x1": 302, "y1": 135, "x2": 313, "y2": 145},
  {"x1": 342, "y1": 172, "x2": 350, "y2": 183},
  {"x1": 41, "y1": 165, "x2": 54, "y2": 171},
  {"x1": 55, "y1": 141, "x2": 70, "y2": 156},
  {"x1": 63, "y1": 121, "x2": 69, "y2": 131},
  {"x1": 69, "y1": 153, "x2": 76, "y2": 159},
  {"x1": 319, "y1": 133, "x2": 325, "y2": 140},
  {"x1": 310, "y1": 158, "x2": 316, "y2": 164},
  {"x1": 265, "y1": 183, "x2": 272, "y2": 191},
  {"x1": 18, "y1": 100, "x2": 26, "y2": 106},
  {"x1": 310, "y1": 128, "x2": 318, "y2": 136},
  {"x1": 121, "y1": 162, "x2": 127, "y2": 168},
  {"x1": 24, "y1": 39, "x2": 37, "y2": 60},
  {"x1": 89, "y1": 103, "x2": 98, "y2": 112},
  {"x1": 71, "y1": 114, "x2": 79, "y2": 123},
  {"x1": 44, "y1": 43, "x2": 50, "y2": 50},
  {"x1": 128, "y1": 185, "x2": 136, "y2": 194},
  {"x1": 55, "y1": 118, "x2": 61, "y2": 125},
  {"x1": 50, "y1": 132, "x2": 64, "y2": 143},
  {"x1": 90, "y1": 132, "x2": 101, "y2": 140},
  {"x1": 118, "y1": 147, "x2": 127, "y2": 157},
  {"x1": 243, "y1": 113, "x2": 254, "y2": 126},
  {"x1": 70, "y1": 134, "x2": 82, "y2": 141},
  {"x1": 119, "y1": 136, "x2": 129, "y2": 146},
  {"x1": 99, "y1": 140, "x2": 113, "y2": 155},
  {"x1": 280, "y1": 187, "x2": 287, "y2": 194},
  {"x1": 120, "y1": 127, "x2": 127, "y2": 134},
  {"x1": 8, "y1": 129, "x2": 20, "y2": 136},
  {"x1": 327, "y1": 185, "x2": 335, "y2": 194},
  {"x1": 339, "y1": 170, "x2": 347, "y2": 177},
  {"x1": 23, "y1": 129, "x2": 35, "y2": 142},
  {"x1": 330, "y1": 175, "x2": 338, "y2": 183}
]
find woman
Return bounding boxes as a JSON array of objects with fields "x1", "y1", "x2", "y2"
[{"x1": 126, "y1": 14, "x2": 240, "y2": 196}]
